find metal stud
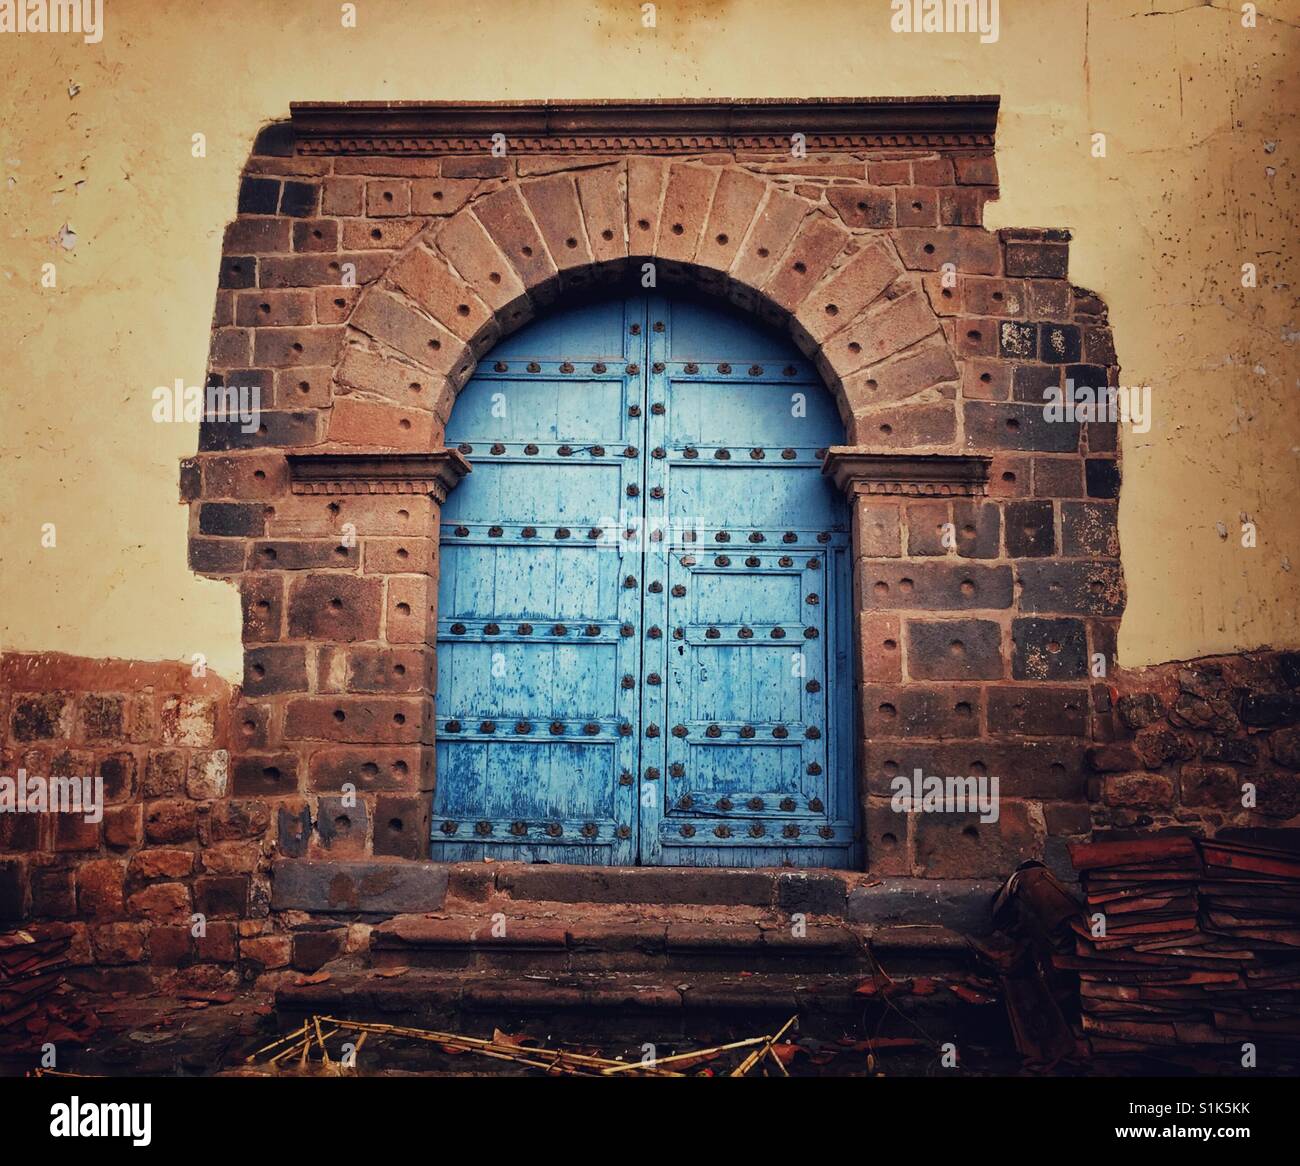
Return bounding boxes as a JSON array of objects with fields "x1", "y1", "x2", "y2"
[
  {"x1": 588, "y1": 528, "x2": 603, "y2": 540},
  {"x1": 619, "y1": 723, "x2": 633, "y2": 737},
  {"x1": 629, "y1": 323, "x2": 641, "y2": 335},
  {"x1": 672, "y1": 725, "x2": 687, "y2": 738},
  {"x1": 783, "y1": 365, "x2": 797, "y2": 376},
  {"x1": 783, "y1": 824, "x2": 800, "y2": 839},
  {"x1": 647, "y1": 626, "x2": 662, "y2": 639},
  {"x1": 684, "y1": 447, "x2": 698, "y2": 459},
  {"x1": 738, "y1": 627, "x2": 753, "y2": 639},
  {"x1": 445, "y1": 719, "x2": 461, "y2": 732},
  {"x1": 550, "y1": 721, "x2": 564, "y2": 735},
  {"x1": 454, "y1": 526, "x2": 469, "y2": 537},
  {"x1": 653, "y1": 361, "x2": 665, "y2": 373},
  {"x1": 553, "y1": 623, "x2": 567, "y2": 636},
  {"x1": 780, "y1": 798, "x2": 796, "y2": 812},
  {"x1": 645, "y1": 724, "x2": 659, "y2": 738},
  {"x1": 521, "y1": 526, "x2": 537, "y2": 538},
  {"x1": 673, "y1": 628, "x2": 684, "y2": 640},
  {"x1": 592, "y1": 445, "x2": 606, "y2": 457},
  {"x1": 806, "y1": 680, "x2": 821, "y2": 693},
  {"x1": 808, "y1": 762, "x2": 822, "y2": 776},
  {"x1": 807, "y1": 558, "x2": 821, "y2": 570},
  {"x1": 593, "y1": 362, "x2": 607, "y2": 374},
  {"x1": 809, "y1": 798, "x2": 824, "y2": 812},
  {"x1": 773, "y1": 726, "x2": 788, "y2": 739},
  {"x1": 649, "y1": 486, "x2": 664, "y2": 499},
  {"x1": 684, "y1": 362, "x2": 698, "y2": 374},
  {"x1": 679, "y1": 795, "x2": 693, "y2": 809},
  {"x1": 650, "y1": 402, "x2": 665, "y2": 415},
  {"x1": 746, "y1": 556, "x2": 760, "y2": 567},
  {"x1": 559, "y1": 361, "x2": 574, "y2": 374},
  {"x1": 583, "y1": 722, "x2": 599, "y2": 735},
  {"x1": 480, "y1": 720, "x2": 496, "y2": 733},
  {"x1": 653, "y1": 320, "x2": 665, "y2": 332},
  {"x1": 781, "y1": 448, "x2": 796, "y2": 460},
  {"x1": 491, "y1": 443, "x2": 505, "y2": 455},
  {"x1": 556, "y1": 527, "x2": 571, "y2": 539},
  {"x1": 706, "y1": 724, "x2": 721, "y2": 738},
  {"x1": 783, "y1": 531, "x2": 797, "y2": 543},
  {"x1": 475, "y1": 820, "x2": 492, "y2": 836},
  {"x1": 715, "y1": 449, "x2": 731, "y2": 460},
  {"x1": 488, "y1": 526, "x2": 503, "y2": 538},
  {"x1": 681, "y1": 825, "x2": 696, "y2": 837},
  {"x1": 581, "y1": 822, "x2": 598, "y2": 838},
  {"x1": 626, "y1": 363, "x2": 640, "y2": 375},
  {"x1": 441, "y1": 820, "x2": 458, "y2": 834},
  {"x1": 652, "y1": 447, "x2": 666, "y2": 459},
  {"x1": 648, "y1": 581, "x2": 663, "y2": 594},
  {"x1": 750, "y1": 448, "x2": 764, "y2": 461},
  {"x1": 740, "y1": 724, "x2": 755, "y2": 738},
  {"x1": 647, "y1": 672, "x2": 662, "y2": 685},
  {"x1": 771, "y1": 628, "x2": 786, "y2": 640},
  {"x1": 621, "y1": 674, "x2": 635, "y2": 689},
  {"x1": 680, "y1": 555, "x2": 696, "y2": 566},
  {"x1": 645, "y1": 767, "x2": 660, "y2": 780},
  {"x1": 706, "y1": 627, "x2": 720, "y2": 639},
  {"x1": 557, "y1": 445, "x2": 573, "y2": 457},
  {"x1": 819, "y1": 826, "x2": 834, "y2": 839},
  {"x1": 624, "y1": 446, "x2": 638, "y2": 458},
  {"x1": 749, "y1": 532, "x2": 765, "y2": 543},
  {"x1": 621, "y1": 623, "x2": 634, "y2": 637},
  {"x1": 546, "y1": 822, "x2": 563, "y2": 837},
  {"x1": 669, "y1": 763, "x2": 684, "y2": 778},
  {"x1": 749, "y1": 823, "x2": 764, "y2": 838},
  {"x1": 714, "y1": 825, "x2": 731, "y2": 838},
  {"x1": 715, "y1": 555, "x2": 730, "y2": 567},
  {"x1": 519, "y1": 623, "x2": 533, "y2": 635},
  {"x1": 748, "y1": 797, "x2": 764, "y2": 811},
  {"x1": 527, "y1": 362, "x2": 541, "y2": 373},
  {"x1": 458, "y1": 443, "x2": 473, "y2": 455},
  {"x1": 671, "y1": 584, "x2": 686, "y2": 598},
  {"x1": 624, "y1": 575, "x2": 637, "y2": 588},
  {"x1": 779, "y1": 556, "x2": 793, "y2": 568},
  {"x1": 450, "y1": 622, "x2": 466, "y2": 635},
  {"x1": 619, "y1": 770, "x2": 633, "y2": 787},
  {"x1": 616, "y1": 825, "x2": 631, "y2": 839},
  {"x1": 515, "y1": 720, "x2": 532, "y2": 734},
  {"x1": 718, "y1": 363, "x2": 731, "y2": 374},
  {"x1": 715, "y1": 531, "x2": 730, "y2": 542},
  {"x1": 817, "y1": 531, "x2": 831, "y2": 543},
  {"x1": 627, "y1": 484, "x2": 640, "y2": 497},
  {"x1": 806, "y1": 727, "x2": 821, "y2": 739},
  {"x1": 628, "y1": 405, "x2": 641, "y2": 418},
  {"x1": 748, "y1": 364, "x2": 763, "y2": 376},
  {"x1": 804, "y1": 628, "x2": 818, "y2": 640},
  {"x1": 717, "y1": 797, "x2": 733, "y2": 811},
  {"x1": 510, "y1": 821, "x2": 528, "y2": 836}
]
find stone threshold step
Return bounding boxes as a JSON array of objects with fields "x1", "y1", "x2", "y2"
[
  {"x1": 272, "y1": 861, "x2": 998, "y2": 937},
  {"x1": 275, "y1": 967, "x2": 984, "y2": 1021}
]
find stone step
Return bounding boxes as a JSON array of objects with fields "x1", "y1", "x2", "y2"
[
  {"x1": 275, "y1": 966, "x2": 997, "y2": 1043},
  {"x1": 370, "y1": 914, "x2": 863, "y2": 974}
]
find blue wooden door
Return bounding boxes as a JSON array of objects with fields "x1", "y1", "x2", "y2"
[{"x1": 432, "y1": 293, "x2": 856, "y2": 867}]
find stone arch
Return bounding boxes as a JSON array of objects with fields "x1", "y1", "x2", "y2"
[{"x1": 327, "y1": 161, "x2": 959, "y2": 449}]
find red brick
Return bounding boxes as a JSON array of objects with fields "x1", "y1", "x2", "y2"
[
  {"x1": 387, "y1": 245, "x2": 494, "y2": 343},
  {"x1": 626, "y1": 156, "x2": 670, "y2": 254},
  {"x1": 350, "y1": 290, "x2": 469, "y2": 379},
  {"x1": 795, "y1": 240, "x2": 901, "y2": 345},
  {"x1": 283, "y1": 697, "x2": 425, "y2": 744},
  {"x1": 341, "y1": 218, "x2": 422, "y2": 250},
  {"x1": 77, "y1": 859, "x2": 126, "y2": 917},
  {"x1": 654, "y1": 164, "x2": 719, "y2": 264},
  {"x1": 326, "y1": 396, "x2": 436, "y2": 449},
  {"x1": 434, "y1": 211, "x2": 529, "y2": 315},
  {"x1": 365, "y1": 179, "x2": 411, "y2": 217},
  {"x1": 695, "y1": 168, "x2": 766, "y2": 273},
  {"x1": 473, "y1": 186, "x2": 559, "y2": 291},
  {"x1": 286, "y1": 575, "x2": 384, "y2": 641},
  {"x1": 411, "y1": 177, "x2": 478, "y2": 216},
  {"x1": 762, "y1": 214, "x2": 849, "y2": 313},
  {"x1": 520, "y1": 174, "x2": 595, "y2": 272},
  {"x1": 321, "y1": 177, "x2": 364, "y2": 216},
  {"x1": 575, "y1": 165, "x2": 628, "y2": 264},
  {"x1": 729, "y1": 189, "x2": 809, "y2": 289}
]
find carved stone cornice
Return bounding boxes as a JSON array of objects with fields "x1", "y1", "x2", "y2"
[
  {"x1": 821, "y1": 449, "x2": 991, "y2": 498},
  {"x1": 290, "y1": 97, "x2": 1000, "y2": 156},
  {"x1": 286, "y1": 451, "x2": 470, "y2": 502}
]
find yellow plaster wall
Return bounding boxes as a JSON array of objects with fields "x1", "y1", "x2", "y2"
[{"x1": 1, "y1": 0, "x2": 1296, "y2": 681}]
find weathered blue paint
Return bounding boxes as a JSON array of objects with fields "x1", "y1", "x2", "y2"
[{"x1": 431, "y1": 292, "x2": 857, "y2": 867}]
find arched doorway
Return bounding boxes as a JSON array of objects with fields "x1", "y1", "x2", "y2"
[{"x1": 431, "y1": 291, "x2": 856, "y2": 867}]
